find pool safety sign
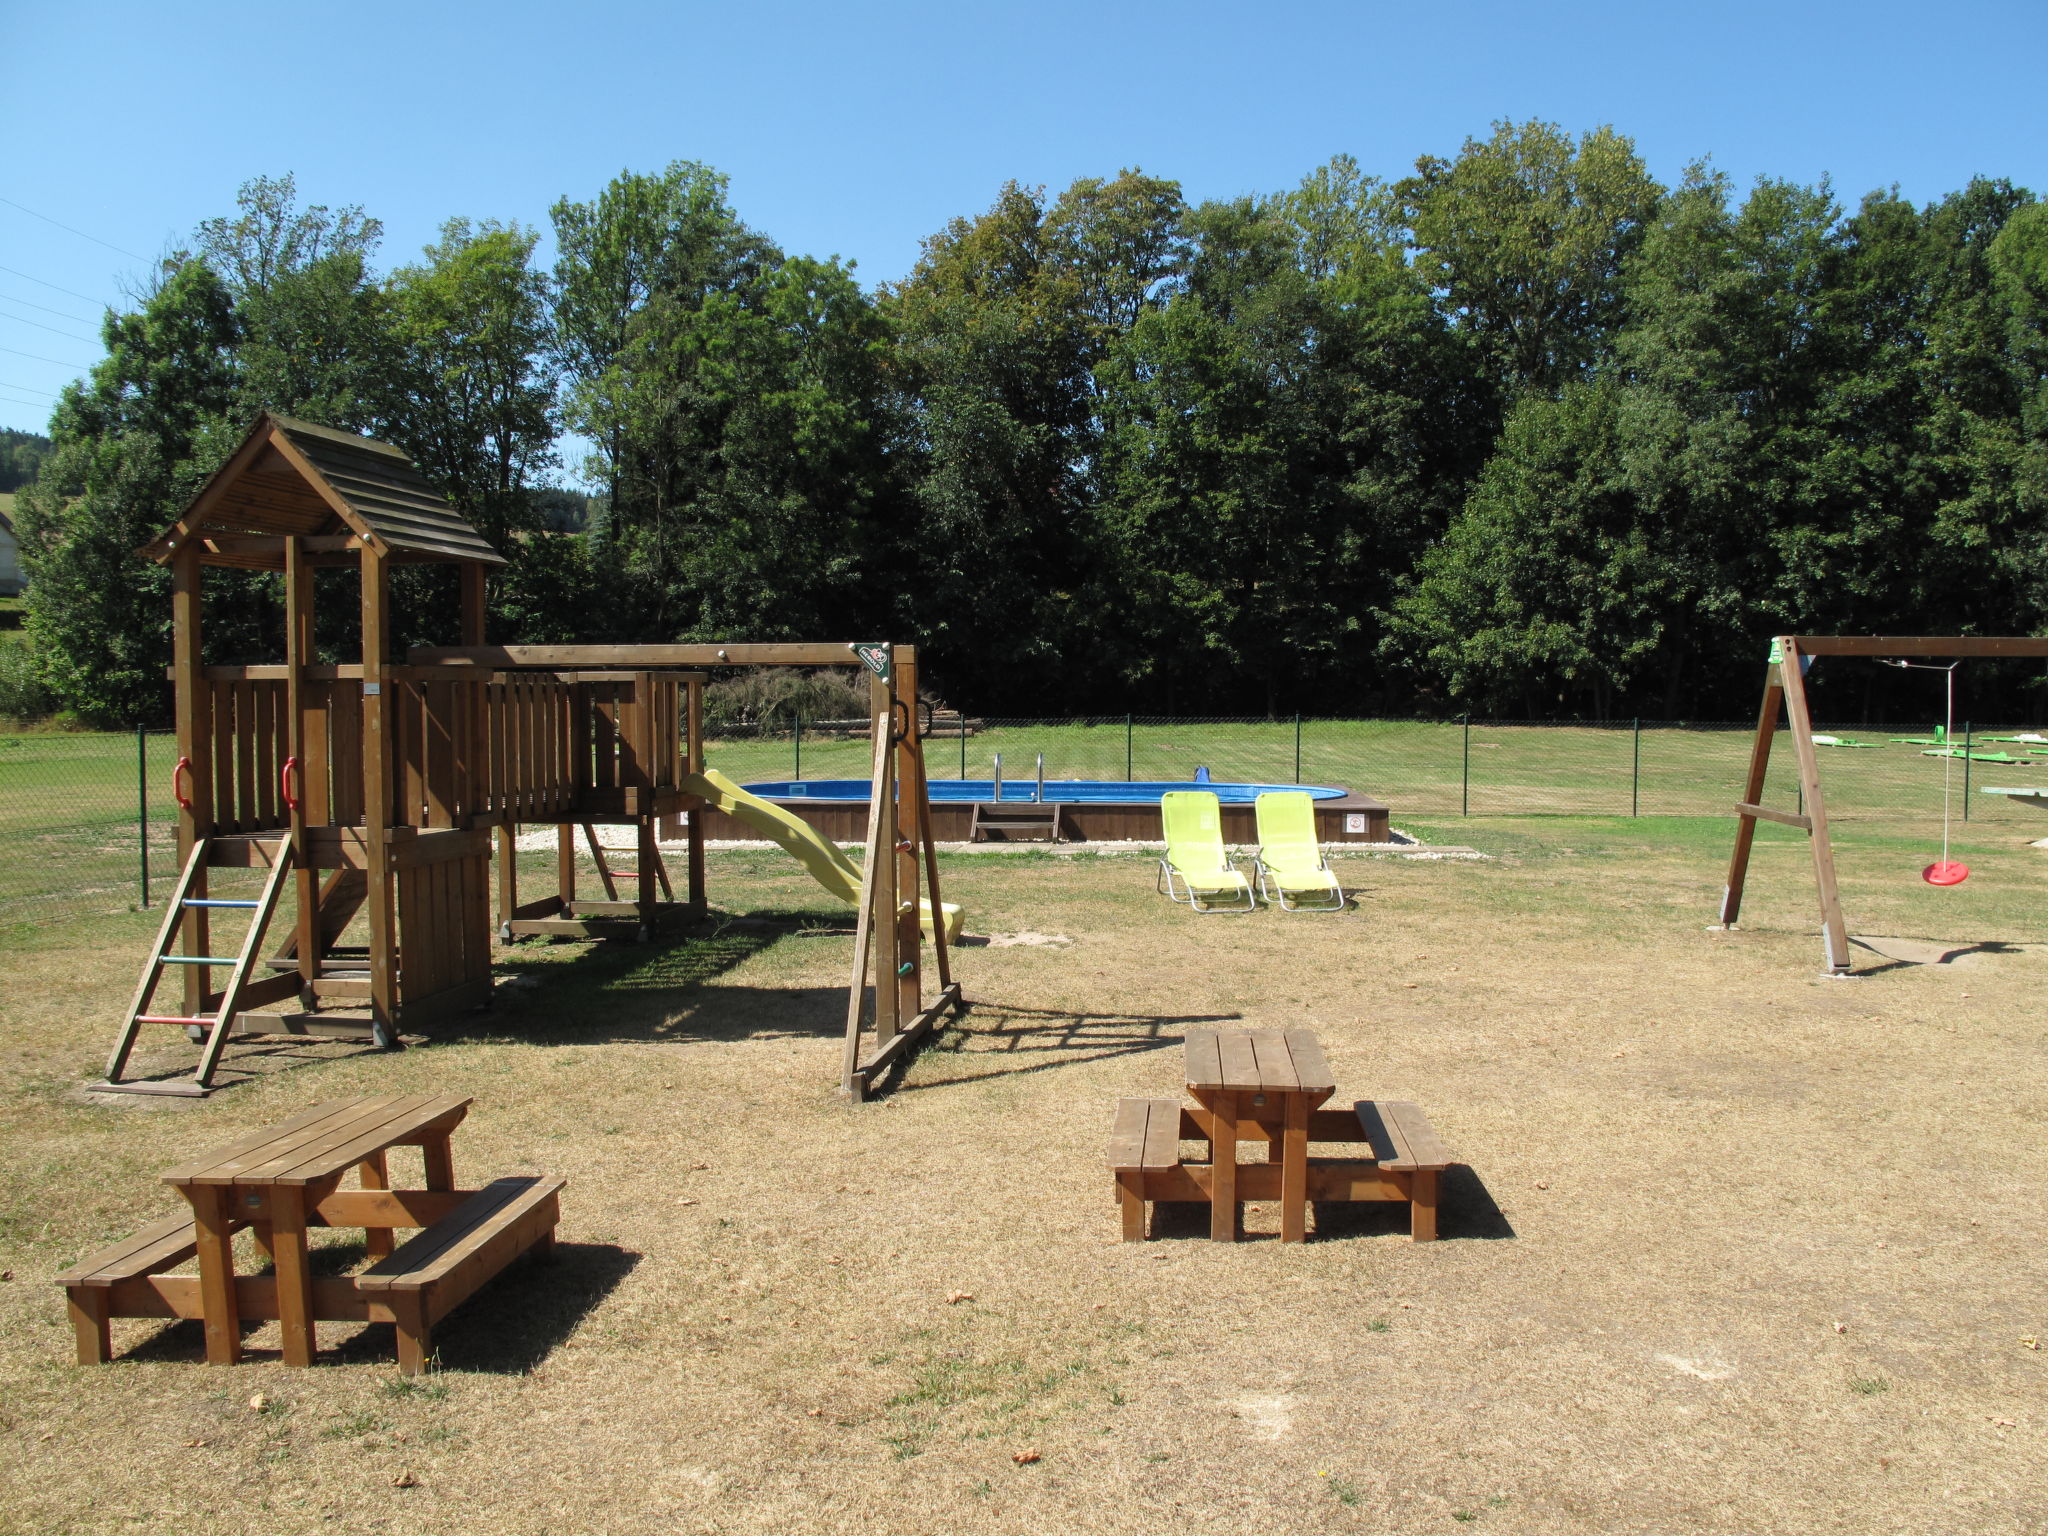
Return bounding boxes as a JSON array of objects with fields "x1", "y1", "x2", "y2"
[
  {"x1": 853, "y1": 643, "x2": 891, "y2": 681},
  {"x1": 1345, "y1": 813, "x2": 1366, "y2": 834}
]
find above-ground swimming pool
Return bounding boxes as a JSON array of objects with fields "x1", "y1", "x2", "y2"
[
  {"x1": 742, "y1": 778, "x2": 1350, "y2": 805},
  {"x1": 710, "y1": 777, "x2": 1389, "y2": 844}
]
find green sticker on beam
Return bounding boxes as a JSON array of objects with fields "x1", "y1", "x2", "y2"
[
  {"x1": 1767, "y1": 638, "x2": 1784, "y2": 665},
  {"x1": 853, "y1": 643, "x2": 892, "y2": 682}
]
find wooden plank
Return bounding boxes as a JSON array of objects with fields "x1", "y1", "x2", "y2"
[
  {"x1": 166, "y1": 1097, "x2": 406, "y2": 1185},
  {"x1": 1208, "y1": 1089, "x2": 1239, "y2": 1241},
  {"x1": 311, "y1": 1188, "x2": 476, "y2": 1229},
  {"x1": 171, "y1": 544, "x2": 211, "y2": 1016},
  {"x1": 187, "y1": 1184, "x2": 240, "y2": 1365},
  {"x1": 1107, "y1": 1099, "x2": 1149, "y2": 1170},
  {"x1": 1183, "y1": 1029, "x2": 1222, "y2": 1091},
  {"x1": 1245, "y1": 1029, "x2": 1299, "y2": 1091},
  {"x1": 1377, "y1": 1101, "x2": 1453, "y2": 1171},
  {"x1": 1282, "y1": 1028, "x2": 1335, "y2": 1094},
  {"x1": 1139, "y1": 1098, "x2": 1181, "y2": 1169},
  {"x1": 361, "y1": 547, "x2": 398, "y2": 1036},
  {"x1": 56, "y1": 1212, "x2": 207, "y2": 1287},
  {"x1": 1280, "y1": 1092, "x2": 1310, "y2": 1243},
  {"x1": 270, "y1": 1184, "x2": 317, "y2": 1365},
  {"x1": 410, "y1": 643, "x2": 900, "y2": 669},
  {"x1": 1789, "y1": 635, "x2": 2048, "y2": 659},
  {"x1": 1216, "y1": 1030, "x2": 1260, "y2": 1091},
  {"x1": 839, "y1": 709, "x2": 896, "y2": 1098},
  {"x1": 849, "y1": 983, "x2": 962, "y2": 1087},
  {"x1": 1734, "y1": 799, "x2": 1811, "y2": 831},
  {"x1": 355, "y1": 1176, "x2": 562, "y2": 1291},
  {"x1": 256, "y1": 1095, "x2": 471, "y2": 1187},
  {"x1": 1779, "y1": 640, "x2": 1853, "y2": 972}
]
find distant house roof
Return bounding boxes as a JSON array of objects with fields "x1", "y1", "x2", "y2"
[
  {"x1": 0, "y1": 492, "x2": 15, "y2": 536},
  {"x1": 142, "y1": 414, "x2": 505, "y2": 568}
]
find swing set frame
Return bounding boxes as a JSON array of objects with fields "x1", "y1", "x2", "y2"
[{"x1": 1719, "y1": 634, "x2": 2048, "y2": 974}]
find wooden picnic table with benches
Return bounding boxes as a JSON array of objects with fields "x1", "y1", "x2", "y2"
[
  {"x1": 1109, "y1": 1026, "x2": 1451, "y2": 1243},
  {"x1": 57, "y1": 1094, "x2": 562, "y2": 1374}
]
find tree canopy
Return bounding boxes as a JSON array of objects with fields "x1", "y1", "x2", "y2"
[{"x1": 13, "y1": 128, "x2": 2047, "y2": 724}]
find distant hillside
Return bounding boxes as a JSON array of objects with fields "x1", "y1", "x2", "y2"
[{"x1": 0, "y1": 431, "x2": 51, "y2": 493}]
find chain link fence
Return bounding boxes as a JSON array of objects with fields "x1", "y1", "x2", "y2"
[{"x1": 8, "y1": 717, "x2": 2044, "y2": 928}]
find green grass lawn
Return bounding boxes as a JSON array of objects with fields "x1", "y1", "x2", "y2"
[{"x1": 6, "y1": 719, "x2": 2045, "y2": 931}]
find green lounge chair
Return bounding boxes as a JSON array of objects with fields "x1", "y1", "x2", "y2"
[
  {"x1": 1252, "y1": 792, "x2": 1346, "y2": 912},
  {"x1": 1157, "y1": 791, "x2": 1255, "y2": 913}
]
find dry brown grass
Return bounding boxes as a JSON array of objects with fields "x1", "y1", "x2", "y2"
[{"x1": 0, "y1": 818, "x2": 2043, "y2": 1535}]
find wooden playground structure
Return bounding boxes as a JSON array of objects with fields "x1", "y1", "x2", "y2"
[
  {"x1": 100, "y1": 414, "x2": 959, "y2": 1100},
  {"x1": 1719, "y1": 634, "x2": 2048, "y2": 973}
]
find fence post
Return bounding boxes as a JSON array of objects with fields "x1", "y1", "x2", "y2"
[
  {"x1": 1963, "y1": 721, "x2": 1972, "y2": 820},
  {"x1": 1461, "y1": 714, "x2": 1471, "y2": 816},
  {"x1": 136, "y1": 729, "x2": 148, "y2": 909},
  {"x1": 794, "y1": 710, "x2": 802, "y2": 781},
  {"x1": 1126, "y1": 713, "x2": 1134, "y2": 783},
  {"x1": 960, "y1": 719, "x2": 967, "y2": 781},
  {"x1": 1631, "y1": 717, "x2": 1641, "y2": 818},
  {"x1": 1294, "y1": 713, "x2": 1302, "y2": 784}
]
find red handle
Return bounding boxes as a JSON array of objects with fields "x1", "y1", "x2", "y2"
[
  {"x1": 281, "y1": 757, "x2": 302, "y2": 814},
  {"x1": 172, "y1": 756, "x2": 194, "y2": 811}
]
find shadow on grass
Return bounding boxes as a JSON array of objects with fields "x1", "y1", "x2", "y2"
[
  {"x1": 113, "y1": 1242, "x2": 641, "y2": 1374},
  {"x1": 891, "y1": 999, "x2": 1241, "y2": 1092},
  {"x1": 1145, "y1": 1163, "x2": 1515, "y2": 1244},
  {"x1": 1846, "y1": 935, "x2": 2025, "y2": 974},
  {"x1": 430, "y1": 910, "x2": 850, "y2": 1048}
]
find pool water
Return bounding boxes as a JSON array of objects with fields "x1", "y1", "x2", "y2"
[{"x1": 740, "y1": 779, "x2": 1346, "y2": 805}]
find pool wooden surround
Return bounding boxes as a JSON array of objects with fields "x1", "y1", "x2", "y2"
[{"x1": 698, "y1": 790, "x2": 1390, "y2": 846}]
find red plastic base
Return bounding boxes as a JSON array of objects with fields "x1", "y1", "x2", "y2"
[{"x1": 1922, "y1": 860, "x2": 1970, "y2": 886}]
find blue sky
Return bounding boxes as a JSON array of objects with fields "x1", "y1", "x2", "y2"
[{"x1": 2, "y1": 0, "x2": 2042, "y2": 437}]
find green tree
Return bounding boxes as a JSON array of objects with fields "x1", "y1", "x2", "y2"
[
  {"x1": 1400, "y1": 121, "x2": 1662, "y2": 399},
  {"x1": 14, "y1": 262, "x2": 240, "y2": 722},
  {"x1": 379, "y1": 219, "x2": 558, "y2": 548}
]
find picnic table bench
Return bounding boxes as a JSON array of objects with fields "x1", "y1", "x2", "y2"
[
  {"x1": 1109, "y1": 1027, "x2": 1451, "y2": 1243},
  {"x1": 57, "y1": 1094, "x2": 562, "y2": 1374}
]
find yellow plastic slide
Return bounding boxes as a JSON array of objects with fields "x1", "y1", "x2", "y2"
[{"x1": 682, "y1": 768, "x2": 963, "y2": 944}]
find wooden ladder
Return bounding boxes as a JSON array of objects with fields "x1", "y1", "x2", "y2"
[
  {"x1": 97, "y1": 836, "x2": 295, "y2": 1097},
  {"x1": 582, "y1": 824, "x2": 673, "y2": 901},
  {"x1": 968, "y1": 801, "x2": 1063, "y2": 843}
]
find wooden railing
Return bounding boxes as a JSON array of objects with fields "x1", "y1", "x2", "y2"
[{"x1": 197, "y1": 670, "x2": 683, "y2": 834}]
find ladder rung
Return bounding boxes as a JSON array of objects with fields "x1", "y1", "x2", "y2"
[
  {"x1": 160, "y1": 956, "x2": 230, "y2": 965},
  {"x1": 136, "y1": 1014, "x2": 216, "y2": 1026},
  {"x1": 183, "y1": 898, "x2": 260, "y2": 908}
]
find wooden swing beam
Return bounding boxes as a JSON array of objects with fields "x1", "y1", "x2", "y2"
[{"x1": 1719, "y1": 634, "x2": 2048, "y2": 974}]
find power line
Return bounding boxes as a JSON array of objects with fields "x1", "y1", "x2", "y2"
[
  {"x1": 0, "y1": 306, "x2": 96, "y2": 345},
  {"x1": 0, "y1": 290, "x2": 99, "y2": 325},
  {"x1": 0, "y1": 379, "x2": 60, "y2": 400},
  {"x1": 0, "y1": 194, "x2": 151, "y2": 263},
  {"x1": 0, "y1": 343, "x2": 92, "y2": 370},
  {"x1": 0, "y1": 262, "x2": 113, "y2": 307}
]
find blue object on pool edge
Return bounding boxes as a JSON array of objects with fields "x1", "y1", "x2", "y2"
[
  {"x1": 1194, "y1": 765, "x2": 1211, "y2": 783},
  {"x1": 740, "y1": 779, "x2": 1348, "y2": 805}
]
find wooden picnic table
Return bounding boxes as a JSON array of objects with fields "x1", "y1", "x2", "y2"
[
  {"x1": 61, "y1": 1094, "x2": 565, "y2": 1372},
  {"x1": 161, "y1": 1093, "x2": 471, "y2": 1366},
  {"x1": 1183, "y1": 1027, "x2": 1335, "y2": 1242}
]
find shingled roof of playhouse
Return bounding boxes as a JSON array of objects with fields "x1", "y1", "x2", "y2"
[{"x1": 142, "y1": 413, "x2": 505, "y2": 569}]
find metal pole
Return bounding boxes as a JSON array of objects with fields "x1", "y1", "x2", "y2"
[
  {"x1": 959, "y1": 719, "x2": 966, "y2": 781},
  {"x1": 1126, "y1": 713, "x2": 1134, "y2": 783},
  {"x1": 1963, "y1": 720, "x2": 1972, "y2": 820},
  {"x1": 1631, "y1": 717, "x2": 1641, "y2": 817},
  {"x1": 1294, "y1": 713, "x2": 1302, "y2": 784},
  {"x1": 136, "y1": 729, "x2": 148, "y2": 909},
  {"x1": 794, "y1": 710, "x2": 802, "y2": 781},
  {"x1": 1461, "y1": 714, "x2": 1471, "y2": 816}
]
